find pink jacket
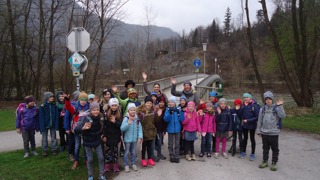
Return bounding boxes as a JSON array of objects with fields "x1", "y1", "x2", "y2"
[
  {"x1": 182, "y1": 108, "x2": 201, "y2": 132},
  {"x1": 199, "y1": 112, "x2": 216, "y2": 133}
]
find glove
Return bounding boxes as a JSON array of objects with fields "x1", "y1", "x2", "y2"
[{"x1": 168, "y1": 107, "x2": 175, "y2": 114}]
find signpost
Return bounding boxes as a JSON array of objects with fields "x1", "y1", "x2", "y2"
[
  {"x1": 193, "y1": 59, "x2": 201, "y2": 85},
  {"x1": 66, "y1": 27, "x2": 90, "y2": 91}
]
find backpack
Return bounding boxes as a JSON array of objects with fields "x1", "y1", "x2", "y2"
[{"x1": 261, "y1": 105, "x2": 282, "y2": 129}]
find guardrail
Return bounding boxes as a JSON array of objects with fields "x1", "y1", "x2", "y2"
[{"x1": 195, "y1": 74, "x2": 221, "y2": 101}]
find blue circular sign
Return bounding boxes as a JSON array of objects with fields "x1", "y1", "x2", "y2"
[{"x1": 193, "y1": 58, "x2": 201, "y2": 68}]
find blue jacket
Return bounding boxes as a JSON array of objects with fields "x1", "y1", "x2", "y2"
[
  {"x1": 120, "y1": 115, "x2": 143, "y2": 143},
  {"x1": 163, "y1": 107, "x2": 185, "y2": 133},
  {"x1": 237, "y1": 101, "x2": 260, "y2": 130},
  {"x1": 16, "y1": 103, "x2": 39, "y2": 132},
  {"x1": 215, "y1": 107, "x2": 232, "y2": 132},
  {"x1": 64, "y1": 101, "x2": 89, "y2": 131},
  {"x1": 39, "y1": 101, "x2": 59, "y2": 132}
]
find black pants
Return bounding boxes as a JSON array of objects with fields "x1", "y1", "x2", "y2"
[
  {"x1": 232, "y1": 130, "x2": 243, "y2": 154},
  {"x1": 104, "y1": 144, "x2": 119, "y2": 164},
  {"x1": 262, "y1": 134, "x2": 279, "y2": 163},
  {"x1": 142, "y1": 140, "x2": 153, "y2": 159},
  {"x1": 22, "y1": 130, "x2": 36, "y2": 153},
  {"x1": 67, "y1": 133, "x2": 75, "y2": 155},
  {"x1": 184, "y1": 140, "x2": 195, "y2": 154},
  {"x1": 180, "y1": 133, "x2": 184, "y2": 153},
  {"x1": 243, "y1": 128, "x2": 256, "y2": 154},
  {"x1": 212, "y1": 135, "x2": 216, "y2": 152},
  {"x1": 59, "y1": 118, "x2": 67, "y2": 147}
]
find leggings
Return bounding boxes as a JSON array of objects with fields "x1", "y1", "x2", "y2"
[
  {"x1": 216, "y1": 137, "x2": 227, "y2": 153},
  {"x1": 104, "y1": 144, "x2": 119, "y2": 164},
  {"x1": 243, "y1": 128, "x2": 256, "y2": 154},
  {"x1": 142, "y1": 140, "x2": 153, "y2": 159},
  {"x1": 184, "y1": 140, "x2": 195, "y2": 154}
]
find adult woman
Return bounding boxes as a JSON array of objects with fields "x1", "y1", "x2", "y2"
[{"x1": 142, "y1": 72, "x2": 168, "y2": 103}]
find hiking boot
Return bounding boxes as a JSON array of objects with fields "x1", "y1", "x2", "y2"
[
  {"x1": 158, "y1": 154, "x2": 166, "y2": 160},
  {"x1": 88, "y1": 176, "x2": 93, "y2": 180},
  {"x1": 214, "y1": 153, "x2": 219, "y2": 159},
  {"x1": 249, "y1": 154, "x2": 256, "y2": 161},
  {"x1": 191, "y1": 154, "x2": 196, "y2": 161},
  {"x1": 153, "y1": 156, "x2": 160, "y2": 162},
  {"x1": 141, "y1": 159, "x2": 147, "y2": 167},
  {"x1": 238, "y1": 152, "x2": 246, "y2": 159},
  {"x1": 170, "y1": 158, "x2": 175, "y2": 163},
  {"x1": 124, "y1": 165, "x2": 130, "y2": 173},
  {"x1": 222, "y1": 152, "x2": 228, "y2": 159},
  {"x1": 72, "y1": 161, "x2": 79, "y2": 170},
  {"x1": 42, "y1": 151, "x2": 48, "y2": 157},
  {"x1": 104, "y1": 163, "x2": 110, "y2": 172},
  {"x1": 259, "y1": 161, "x2": 268, "y2": 168},
  {"x1": 99, "y1": 175, "x2": 106, "y2": 180},
  {"x1": 132, "y1": 164, "x2": 138, "y2": 171},
  {"x1": 185, "y1": 154, "x2": 192, "y2": 161},
  {"x1": 113, "y1": 163, "x2": 119, "y2": 172},
  {"x1": 147, "y1": 158, "x2": 155, "y2": 166},
  {"x1": 270, "y1": 162, "x2": 277, "y2": 171},
  {"x1": 174, "y1": 158, "x2": 180, "y2": 163},
  {"x1": 69, "y1": 154, "x2": 75, "y2": 161},
  {"x1": 24, "y1": 152, "x2": 29, "y2": 158},
  {"x1": 52, "y1": 150, "x2": 58, "y2": 156}
]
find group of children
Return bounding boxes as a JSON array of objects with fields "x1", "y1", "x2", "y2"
[{"x1": 15, "y1": 75, "x2": 286, "y2": 180}]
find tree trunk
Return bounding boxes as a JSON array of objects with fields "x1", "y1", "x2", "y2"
[
  {"x1": 48, "y1": 0, "x2": 55, "y2": 93},
  {"x1": 245, "y1": 0, "x2": 265, "y2": 102}
]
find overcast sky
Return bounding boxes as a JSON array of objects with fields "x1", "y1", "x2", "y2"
[{"x1": 123, "y1": 0, "x2": 276, "y2": 33}]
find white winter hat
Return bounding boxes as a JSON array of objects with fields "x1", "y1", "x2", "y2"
[
  {"x1": 127, "y1": 103, "x2": 136, "y2": 110},
  {"x1": 109, "y1": 98, "x2": 119, "y2": 106}
]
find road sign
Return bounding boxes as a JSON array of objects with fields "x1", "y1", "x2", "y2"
[
  {"x1": 193, "y1": 58, "x2": 201, "y2": 68},
  {"x1": 195, "y1": 68, "x2": 199, "y2": 73},
  {"x1": 67, "y1": 27, "x2": 90, "y2": 52},
  {"x1": 80, "y1": 55, "x2": 88, "y2": 73},
  {"x1": 68, "y1": 52, "x2": 85, "y2": 69}
]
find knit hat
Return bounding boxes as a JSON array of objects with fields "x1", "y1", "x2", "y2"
[
  {"x1": 234, "y1": 98, "x2": 242, "y2": 106},
  {"x1": 183, "y1": 81, "x2": 192, "y2": 87},
  {"x1": 263, "y1": 91, "x2": 274, "y2": 101},
  {"x1": 168, "y1": 96, "x2": 177, "y2": 105},
  {"x1": 209, "y1": 91, "x2": 217, "y2": 97},
  {"x1": 180, "y1": 95, "x2": 187, "y2": 101},
  {"x1": 89, "y1": 102, "x2": 100, "y2": 112},
  {"x1": 127, "y1": 103, "x2": 136, "y2": 111},
  {"x1": 158, "y1": 96, "x2": 165, "y2": 103},
  {"x1": 206, "y1": 102, "x2": 213, "y2": 108},
  {"x1": 150, "y1": 91, "x2": 158, "y2": 97},
  {"x1": 43, "y1": 92, "x2": 54, "y2": 102},
  {"x1": 88, "y1": 94, "x2": 95, "y2": 100},
  {"x1": 72, "y1": 91, "x2": 80, "y2": 100},
  {"x1": 25, "y1": 96, "x2": 35, "y2": 104},
  {"x1": 243, "y1": 93, "x2": 252, "y2": 99},
  {"x1": 109, "y1": 98, "x2": 119, "y2": 106},
  {"x1": 127, "y1": 88, "x2": 137, "y2": 96},
  {"x1": 187, "y1": 101, "x2": 195, "y2": 107},
  {"x1": 78, "y1": 91, "x2": 88, "y2": 101},
  {"x1": 125, "y1": 80, "x2": 135, "y2": 88},
  {"x1": 144, "y1": 96, "x2": 153, "y2": 103},
  {"x1": 218, "y1": 98, "x2": 227, "y2": 104}
]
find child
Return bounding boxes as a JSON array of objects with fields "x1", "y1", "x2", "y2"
[
  {"x1": 214, "y1": 98, "x2": 232, "y2": 159},
  {"x1": 56, "y1": 91, "x2": 67, "y2": 152},
  {"x1": 74, "y1": 102, "x2": 106, "y2": 180},
  {"x1": 39, "y1": 92, "x2": 59, "y2": 157},
  {"x1": 199, "y1": 102, "x2": 216, "y2": 159},
  {"x1": 112, "y1": 86, "x2": 141, "y2": 116},
  {"x1": 16, "y1": 96, "x2": 39, "y2": 158},
  {"x1": 209, "y1": 91, "x2": 219, "y2": 108},
  {"x1": 164, "y1": 96, "x2": 185, "y2": 163},
  {"x1": 137, "y1": 96, "x2": 157, "y2": 167},
  {"x1": 120, "y1": 103, "x2": 143, "y2": 173},
  {"x1": 154, "y1": 96, "x2": 167, "y2": 160},
  {"x1": 230, "y1": 98, "x2": 243, "y2": 157},
  {"x1": 256, "y1": 91, "x2": 286, "y2": 171},
  {"x1": 150, "y1": 92, "x2": 159, "y2": 106},
  {"x1": 178, "y1": 95, "x2": 187, "y2": 155},
  {"x1": 182, "y1": 101, "x2": 201, "y2": 161},
  {"x1": 102, "y1": 98, "x2": 122, "y2": 173}
]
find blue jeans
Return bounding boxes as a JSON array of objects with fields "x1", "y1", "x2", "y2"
[
  {"x1": 201, "y1": 133, "x2": 213, "y2": 154},
  {"x1": 41, "y1": 128, "x2": 58, "y2": 152},
  {"x1": 74, "y1": 134, "x2": 87, "y2": 161},
  {"x1": 155, "y1": 132, "x2": 164, "y2": 156},
  {"x1": 124, "y1": 142, "x2": 137, "y2": 166},
  {"x1": 84, "y1": 145, "x2": 104, "y2": 177}
]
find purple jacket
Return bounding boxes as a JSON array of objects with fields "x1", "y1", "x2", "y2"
[
  {"x1": 199, "y1": 112, "x2": 216, "y2": 133},
  {"x1": 16, "y1": 103, "x2": 39, "y2": 132},
  {"x1": 182, "y1": 109, "x2": 201, "y2": 132}
]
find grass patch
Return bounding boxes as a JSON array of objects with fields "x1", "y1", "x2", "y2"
[
  {"x1": 0, "y1": 109, "x2": 16, "y2": 132},
  {"x1": 0, "y1": 148, "x2": 117, "y2": 180},
  {"x1": 284, "y1": 113, "x2": 320, "y2": 134}
]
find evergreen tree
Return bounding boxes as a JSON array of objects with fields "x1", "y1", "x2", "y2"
[{"x1": 223, "y1": 7, "x2": 232, "y2": 37}]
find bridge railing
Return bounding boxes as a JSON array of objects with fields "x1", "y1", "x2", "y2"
[{"x1": 195, "y1": 74, "x2": 221, "y2": 101}]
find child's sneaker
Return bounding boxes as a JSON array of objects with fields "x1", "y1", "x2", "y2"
[
  {"x1": 214, "y1": 153, "x2": 219, "y2": 159},
  {"x1": 259, "y1": 161, "x2": 268, "y2": 168},
  {"x1": 191, "y1": 154, "x2": 196, "y2": 161},
  {"x1": 199, "y1": 153, "x2": 204, "y2": 158},
  {"x1": 32, "y1": 151, "x2": 38, "y2": 156},
  {"x1": 69, "y1": 154, "x2": 75, "y2": 161},
  {"x1": 185, "y1": 154, "x2": 192, "y2": 161},
  {"x1": 170, "y1": 158, "x2": 175, "y2": 163},
  {"x1": 249, "y1": 154, "x2": 256, "y2": 161},
  {"x1": 238, "y1": 152, "x2": 246, "y2": 159},
  {"x1": 24, "y1": 152, "x2": 29, "y2": 158},
  {"x1": 113, "y1": 163, "x2": 119, "y2": 172},
  {"x1": 72, "y1": 161, "x2": 79, "y2": 170},
  {"x1": 147, "y1": 158, "x2": 155, "y2": 166},
  {"x1": 222, "y1": 152, "x2": 228, "y2": 159},
  {"x1": 42, "y1": 151, "x2": 48, "y2": 157},
  {"x1": 141, "y1": 159, "x2": 147, "y2": 167},
  {"x1": 88, "y1": 176, "x2": 93, "y2": 180},
  {"x1": 207, "y1": 153, "x2": 211, "y2": 159},
  {"x1": 132, "y1": 164, "x2": 138, "y2": 171},
  {"x1": 270, "y1": 162, "x2": 277, "y2": 171},
  {"x1": 158, "y1": 154, "x2": 166, "y2": 160},
  {"x1": 125, "y1": 165, "x2": 130, "y2": 172},
  {"x1": 104, "y1": 163, "x2": 110, "y2": 172},
  {"x1": 99, "y1": 175, "x2": 106, "y2": 180},
  {"x1": 52, "y1": 150, "x2": 58, "y2": 156},
  {"x1": 152, "y1": 156, "x2": 160, "y2": 162},
  {"x1": 174, "y1": 158, "x2": 180, "y2": 163}
]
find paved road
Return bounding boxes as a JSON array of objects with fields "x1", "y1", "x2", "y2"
[
  {"x1": 114, "y1": 130, "x2": 320, "y2": 180},
  {"x1": 0, "y1": 130, "x2": 42, "y2": 152}
]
